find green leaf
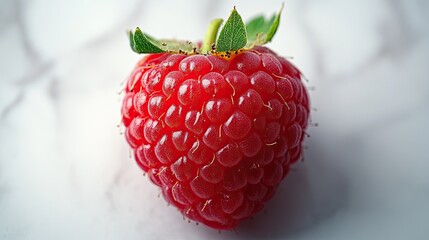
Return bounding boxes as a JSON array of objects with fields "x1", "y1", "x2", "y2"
[
  {"x1": 245, "y1": 4, "x2": 283, "y2": 46},
  {"x1": 130, "y1": 27, "x2": 165, "y2": 54},
  {"x1": 216, "y1": 7, "x2": 247, "y2": 52},
  {"x1": 245, "y1": 15, "x2": 266, "y2": 42},
  {"x1": 129, "y1": 28, "x2": 200, "y2": 54},
  {"x1": 128, "y1": 30, "x2": 136, "y2": 52},
  {"x1": 266, "y1": 4, "x2": 283, "y2": 42}
]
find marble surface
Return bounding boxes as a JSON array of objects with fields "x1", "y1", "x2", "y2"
[{"x1": 1, "y1": 0, "x2": 429, "y2": 239}]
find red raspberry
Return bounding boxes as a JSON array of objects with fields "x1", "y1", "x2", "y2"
[
  {"x1": 122, "y1": 6, "x2": 310, "y2": 230},
  {"x1": 122, "y1": 47, "x2": 309, "y2": 229}
]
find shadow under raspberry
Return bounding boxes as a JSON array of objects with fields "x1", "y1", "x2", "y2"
[{"x1": 232, "y1": 136, "x2": 350, "y2": 239}]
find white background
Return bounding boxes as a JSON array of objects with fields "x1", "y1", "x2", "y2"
[{"x1": 1, "y1": 0, "x2": 429, "y2": 239}]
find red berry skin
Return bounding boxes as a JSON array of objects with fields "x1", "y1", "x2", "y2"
[{"x1": 121, "y1": 47, "x2": 310, "y2": 230}]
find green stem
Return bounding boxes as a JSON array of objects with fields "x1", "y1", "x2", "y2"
[{"x1": 202, "y1": 18, "x2": 223, "y2": 54}]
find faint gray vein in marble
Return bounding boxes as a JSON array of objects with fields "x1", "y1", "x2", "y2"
[
  {"x1": 296, "y1": 0, "x2": 326, "y2": 78},
  {"x1": 298, "y1": 0, "x2": 424, "y2": 85},
  {"x1": 14, "y1": 0, "x2": 40, "y2": 63},
  {"x1": 47, "y1": 78, "x2": 59, "y2": 101},
  {"x1": 0, "y1": 0, "x2": 16, "y2": 31},
  {"x1": 378, "y1": 0, "x2": 416, "y2": 58},
  {"x1": 0, "y1": 91, "x2": 24, "y2": 121},
  {"x1": 0, "y1": 0, "x2": 52, "y2": 122},
  {"x1": 83, "y1": 0, "x2": 146, "y2": 49},
  {"x1": 334, "y1": 0, "x2": 422, "y2": 84},
  {"x1": 15, "y1": 61, "x2": 54, "y2": 86}
]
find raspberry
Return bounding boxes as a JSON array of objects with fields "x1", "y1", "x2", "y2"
[{"x1": 122, "y1": 5, "x2": 310, "y2": 230}]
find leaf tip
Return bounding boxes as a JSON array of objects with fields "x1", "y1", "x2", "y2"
[{"x1": 216, "y1": 5, "x2": 247, "y2": 52}]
